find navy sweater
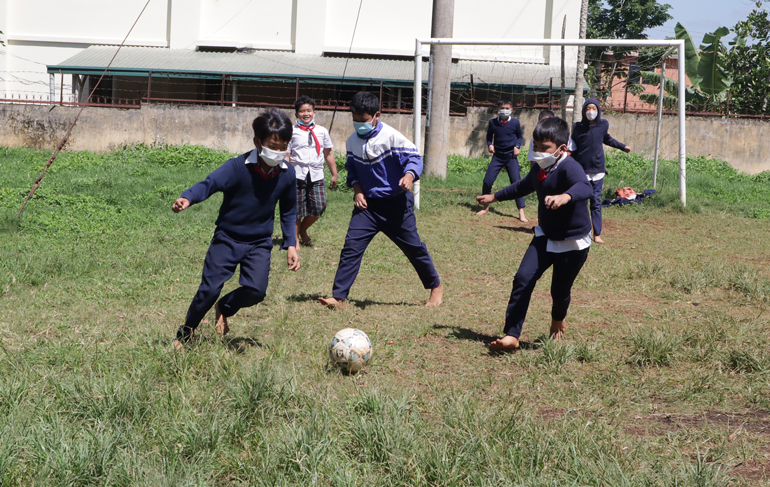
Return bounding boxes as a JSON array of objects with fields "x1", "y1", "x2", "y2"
[
  {"x1": 486, "y1": 117, "x2": 524, "y2": 154},
  {"x1": 180, "y1": 150, "x2": 298, "y2": 248},
  {"x1": 494, "y1": 156, "x2": 592, "y2": 241},
  {"x1": 571, "y1": 98, "x2": 626, "y2": 174}
]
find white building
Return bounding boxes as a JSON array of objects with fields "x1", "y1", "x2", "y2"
[{"x1": 0, "y1": 0, "x2": 581, "y2": 110}]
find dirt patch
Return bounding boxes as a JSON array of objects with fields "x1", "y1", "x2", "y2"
[
  {"x1": 539, "y1": 407, "x2": 567, "y2": 420},
  {"x1": 640, "y1": 410, "x2": 770, "y2": 437},
  {"x1": 732, "y1": 461, "x2": 769, "y2": 482}
]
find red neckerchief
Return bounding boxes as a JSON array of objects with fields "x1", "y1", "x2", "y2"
[
  {"x1": 297, "y1": 123, "x2": 321, "y2": 155},
  {"x1": 499, "y1": 117, "x2": 509, "y2": 125},
  {"x1": 250, "y1": 160, "x2": 280, "y2": 180},
  {"x1": 537, "y1": 153, "x2": 566, "y2": 182}
]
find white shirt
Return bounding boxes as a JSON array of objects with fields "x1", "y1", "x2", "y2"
[
  {"x1": 585, "y1": 172, "x2": 605, "y2": 181},
  {"x1": 534, "y1": 226, "x2": 592, "y2": 253},
  {"x1": 287, "y1": 123, "x2": 333, "y2": 182}
]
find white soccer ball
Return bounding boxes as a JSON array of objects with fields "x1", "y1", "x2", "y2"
[{"x1": 329, "y1": 328, "x2": 372, "y2": 373}]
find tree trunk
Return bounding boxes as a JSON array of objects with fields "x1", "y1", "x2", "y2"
[{"x1": 572, "y1": 0, "x2": 589, "y2": 125}]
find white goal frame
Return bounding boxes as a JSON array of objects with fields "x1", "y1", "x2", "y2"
[{"x1": 412, "y1": 38, "x2": 688, "y2": 207}]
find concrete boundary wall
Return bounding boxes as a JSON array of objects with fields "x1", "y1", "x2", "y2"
[{"x1": 0, "y1": 103, "x2": 767, "y2": 174}]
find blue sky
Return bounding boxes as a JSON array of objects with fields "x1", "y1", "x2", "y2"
[{"x1": 644, "y1": 0, "x2": 760, "y2": 45}]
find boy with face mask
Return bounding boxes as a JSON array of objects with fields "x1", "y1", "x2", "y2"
[
  {"x1": 318, "y1": 91, "x2": 443, "y2": 308},
  {"x1": 477, "y1": 117, "x2": 592, "y2": 350},
  {"x1": 171, "y1": 107, "x2": 300, "y2": 350},
  {"x1": 570, "y1": 98, "x2": 631, "y2": 244},
  {"x1": 477, "y1": 99, "x2": 527, "y2": 222}
]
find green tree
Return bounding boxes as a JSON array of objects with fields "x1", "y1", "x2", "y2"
[
  {"x1": 727, "y1": 1, "x2": 770, "y2": 114},
  {"x1": 586, "y1": 0, "x2": 672, "y2": 103}
]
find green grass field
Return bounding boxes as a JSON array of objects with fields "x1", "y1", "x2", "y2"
[{"x1": 0, "y1": 144, "x2": 769, "y2": 486}]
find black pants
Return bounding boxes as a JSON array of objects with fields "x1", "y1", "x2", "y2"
[
  {"x1": 504, "y1": 236, "x2": 589, "y2": 338},
  {"x1": 332, "y1": 191, "x2": 440, "y2": 300},
  {"x1": 178, "y1": 231, "x2": 271, "y2": 339},
  {"x1": 482, "y1": 153, "x2": 525, "y2": 209}
]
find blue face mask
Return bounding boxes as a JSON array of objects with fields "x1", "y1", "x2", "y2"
[
  {"x1": 298, "y1": 118, "x2": 315, "y2": 127},
  {"x1": 353, "y1": 120, "x2": 375, "y2": 136}
]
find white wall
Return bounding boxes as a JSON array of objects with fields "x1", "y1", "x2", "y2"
[{"x1": 0, "y1": 0, "x2": 582, "y2": 99}]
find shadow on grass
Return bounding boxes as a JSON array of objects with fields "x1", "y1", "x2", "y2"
[
  {"x1": 495, "y1": 225, "x2": 535, "y2": 235},
  {"x1": 433, "y1": 324, "x2": 542, "y2": 355},
  {"x1": 287, "y1": 292, "x2": 420, "y2": 309},
  {"x1": 456, "y1": 201, "x2": 514, "y2": 218},
  {"x1": 224, "y1": 336, "x2": 264, "y2": 354}
]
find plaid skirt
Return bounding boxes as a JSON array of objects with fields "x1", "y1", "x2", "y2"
[{"x1": 296, "y1": 175, "x2": 327, "y2": 219}]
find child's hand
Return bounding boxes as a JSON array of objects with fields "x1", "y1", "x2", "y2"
[
  {"x1": 399, "y1": 172, "x2": 414, "y2": 191},
  {"x1": 354, "y1": 192, "x2": 368, "y2": 210},
  {"x1": 329, "y1": 174, "x2": 338, "y2": 189},
  {"x1": 287, "y1": 246, "x2": 300, "y2": 271},
  {"x1": 172, "y1": 198, "x2": 190, "y2": 213},
  {"x1": 488, "y1": 144, "x2": 495, "y2": 154},
  {"x1": 624, "y1": 146, "x2": 631, "y2": 153},
  {"x1": 513, "y1": 147, "x2": 520, "y2": 157},
  {"x1": 544, "y1": 193, "x2": 572, "y2": 210},
  {"x1": 476, "y1": 194, "x2": 497, "y2": 206}
]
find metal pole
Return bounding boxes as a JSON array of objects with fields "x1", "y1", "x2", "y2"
[
  {"x1": 379, "y1": 80, "x2": 384, "y2": 112},
  {"x1": 60, "y1": 72, "x2": 64, "y2": 106},
  {"x1": 295, "y1": 78, "x2": 300, "y2": 100},
  {"x1": 677, "y1": 40, "x2": 687, "y2": 206},
  {"x1": 49, "y1": 74, "x2": 55, "y2": 103},
  {"x1": 560, "y1": 16, "x2": 567, "y2": 120},
  {"x1": 413, "y1": 40, "x2": 423, "y2": 210},
  {"x1": 470, "y1": 74, "x2": 474, "y2": 107},
  {"x1": 549, "y1": 77, "x2": 553, "y2": 110},
  {"x1": 232, "y1": 80, "x2": 237, "y2": 107},
  {"x1": 623, "y1": 79, "x2": 629, "y2": 113},
  {"x1": 653, "y1": 55, "x2": 666, "y2": 189},
  {"x1": 220, "y1": 74, "x2": 226, "y2": 106},
  {"x1": 147, "y1": 71, "x2": 152, "y2": 102}
]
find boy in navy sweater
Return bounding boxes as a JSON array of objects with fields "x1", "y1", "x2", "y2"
[
  {"x1": 171, "y1": 108, "x2": 300, "y2": 350},
  {"x1": 571, "y1": 98, "x2": 631, "y2": 244},
  {"x1": 477, "y1": 99, "x2": 527, "y2": 222},
  {"x1": 477, "y1": 117, "x2": 592, "y2": 350},
  {"x1": 318, "y1": 92, "x2": 443, "y2": 308}
]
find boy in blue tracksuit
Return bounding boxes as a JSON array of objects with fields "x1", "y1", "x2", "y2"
[
  {"x1": 477, "y1": 99, "x2": 527, "y2": 222},
  {"x1": 477, "y1": 117, "x2": 592, "y2": 350},
  {"x1": 171, "y1": 108, "x2": 300, "y2": 350},
  {"x1": 571, "y1": 98, "x2": 631, "y2": 244},
  {"x1": 318, "y1": 92, "x2": 443, "y2": 308}
]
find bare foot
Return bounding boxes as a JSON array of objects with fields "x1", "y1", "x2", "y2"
[
  {"x1": 519, "y1": 209, "x2": 529, "y2": 223},
  {"x1": 489, "y1": 335, "x2": 520, "y2": 350},
  {"x1": 549, "y1": 319, "x2": 566, "y2": 339},
  {"x1": 594, "y1": 235, "x2": 605, "y2": 244},
  {"x1": 476, "y1": 205, "x2": 490, "y2": 216},
  {"x1": 426, "y1": 283, "x2": 443, "y2": 307},
  {"x1": 318, "y1": 296, "x2": 346, "y2": 309},
  {"x1": 299, "y1": 232, "x2": 312, "y2": 246},
  {"x1": 214, "y1": 302, "x2": 229, "y2": 336},
  {"x1": 172, "y1": 339, "x2": 184, "y2": 353}
]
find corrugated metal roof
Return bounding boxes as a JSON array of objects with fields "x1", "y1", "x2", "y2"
[{"x1": 48, "y1": 46, "x2": 577, "y2": 88}]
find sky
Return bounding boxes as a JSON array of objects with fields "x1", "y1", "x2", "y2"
[{"x1": 645, "y1": 0, "x2": 761, "y2": 45}]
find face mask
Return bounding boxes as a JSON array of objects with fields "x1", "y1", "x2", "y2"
[
  {"x1": 498, "y1": 109, "x2": 512, "y2": 118},
  {"x1": 353, "y1": 120, "x2": 375, "y2": 136},
  {"x1": 259, "y1": 146, "x2": 288, "y2": 167},
  {"x1": 298, "y1": 117, "x2": 315, "y2": 127},
  {"x1": 531, "y1": 148, "x2": 563, "y2": 170},
  {"x1": 585, "y1": 110, "x2": 598, "y2": 121}
]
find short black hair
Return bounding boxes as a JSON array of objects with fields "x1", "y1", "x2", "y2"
[
  {"x1": 533, "y1": 117, "x2": 570, "y2": 147},
  {"x1": 252, "y1": 107, "x2": 293, "y2": 142},
  {"x1": 538, "y1": 109, "x2": 555, "y2": 121},
  {"x1": 350, "y1": 91, "x2": 379, "y2": 116},
  {"x1": 294, "y1": 95, "x2": 315, "y2": 112},
  {"x1": 497, "y1": 99, "x2": 513, "y2": 108}
]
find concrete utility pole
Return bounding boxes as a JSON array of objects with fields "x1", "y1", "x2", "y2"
[
  {"x1": 573, "y1": 0, "x2": 589, "y2": 125},
  {"x1": 423, "y1": 0, "x2": 454, "y2": 179}
]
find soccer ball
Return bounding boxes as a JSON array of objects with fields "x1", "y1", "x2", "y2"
[{"x1": 329, "y1": 328, "x2": 372, "y2": 373}]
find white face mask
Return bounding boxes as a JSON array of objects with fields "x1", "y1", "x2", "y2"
[
  {"x1": 498, "y1": 109, "x2": 512, "y2": 118},
  {"x1": 585, "y1": 110, "x2": 598, "y2": 121},
  {"x1": 259, "y1": 146, "x2": 288, "y2": 167},
  {"x1": 530, "y1": 147, "x2": 564, "y2": 170}
]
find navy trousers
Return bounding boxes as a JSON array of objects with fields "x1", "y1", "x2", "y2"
[
  {"x1": 332, "y1": 191, "x2": 441, "y2": 300},
  {"x1": 482, "y1": 152, "x2": 525, "y2": 210},
  {"x1": 503, "y1": 236, "x2": 589, "y2": 338},
  {"x1": 589, "y1": 178, "x2": 603, "y2": 236},
  {"x1": 179, "y1": 231, "x2": 272, "y2": 339}
]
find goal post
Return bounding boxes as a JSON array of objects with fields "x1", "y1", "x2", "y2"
[{"x1": 412, "y1": 38, "x2": 688, "y2": 207}]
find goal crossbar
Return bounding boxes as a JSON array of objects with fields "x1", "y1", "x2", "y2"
[{"x1": 412, "y1": 38, "x2": 687, "y2": 207}]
